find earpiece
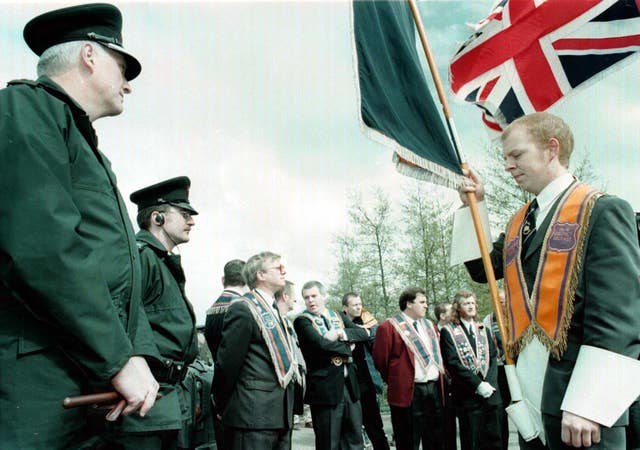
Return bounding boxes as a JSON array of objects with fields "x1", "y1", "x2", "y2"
[{"x1": 154, "y1": 213, "x2": 165, "y2": 226}]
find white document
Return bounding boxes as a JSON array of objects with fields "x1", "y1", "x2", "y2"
[
  {"x1": 449, "y1": 201, "x2": 492, "y2": 266},
  {"x1": 516, "y1": 337, "x2": 549, "y2": 444},
  {"x1": 561, "y1": 345, "x2": 640, "y2": 427}
]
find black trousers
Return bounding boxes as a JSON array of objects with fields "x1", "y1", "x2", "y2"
[
  {"x1": 390, "y1": 381, "x2": 445, "y2": 450},
  {"x1": 628, "y1": 400, "x2": 640, "y2": 450},
  {"x1": 442, "y1": 380, "x2": 458, "y2": 450},
  {"x1": 543, "y1": 413, "x2": 625, "y2": 450},
  {"x1": 310, "y1": 384, "x2": 364, "y2": 450},
  {"x1": 359, "y1": 384, "x2": 390, "y2": 450},
  {"x1": 496, "y1": 366, "x2": 510, "y2": 450},
  {"x1": 456, "y1": 401, "x2": 502, "y2": 450},
  {"x1": 224, "y1": 426, "x2": 291, "y2": 450}
]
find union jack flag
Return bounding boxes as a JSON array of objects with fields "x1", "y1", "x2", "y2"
[{"x1": 449, "y1": 0, "x2": 640, "y2": 132}]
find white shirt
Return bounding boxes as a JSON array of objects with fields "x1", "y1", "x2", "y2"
[
  {"x1": 533, "y1": 173, "x2": 574, "y2": 228},
  {"x1": 514, "y1": 174, "x2": 574, "y2": 432},
  {"x1": 459, "y1": 318, "x2": 476, "y2": 338},
  {"x1": 403, "y1": 313, "x2": 440, "y2": 382}
]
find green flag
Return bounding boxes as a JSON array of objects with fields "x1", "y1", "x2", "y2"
[{"x1": 353, "y1": 0, "x2": 462, "y2": 188}]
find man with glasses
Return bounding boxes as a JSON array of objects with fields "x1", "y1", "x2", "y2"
[
  {"x1": 214, "y1": 252, "x2": 301, "y2": 450},
  {"x1": 113, "y1": 176, "x2": 199, "y2": 448}
]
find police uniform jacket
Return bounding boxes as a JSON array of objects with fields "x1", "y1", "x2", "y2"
[
  {"x1": 0, "y1": 77, "x2": 157, "y2": 446},
  {"x1": 119, "y1": 229, "x2": 198, "y2": 432},
  {"x1": 0, "y1": 76, "x2": 156, "y2": 377}
]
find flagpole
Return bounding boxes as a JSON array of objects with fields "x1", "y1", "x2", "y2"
[{"x1": 406, "y1": 0, "x2": 513, "y2": 367}]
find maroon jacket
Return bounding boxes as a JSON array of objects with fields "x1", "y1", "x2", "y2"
[{"x1": 372, "y1": 319, "x2": 414, "y2": 407}]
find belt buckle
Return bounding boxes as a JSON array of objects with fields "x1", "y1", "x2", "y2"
[{"x1": 331, "y1": 356, "x2": 343, "y2": 367}]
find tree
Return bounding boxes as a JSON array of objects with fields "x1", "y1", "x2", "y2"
[
  {"x1": 330, "y1": 188, "x2": 399, "y2": 319},
  {"x1": 346, "y1": 188, "x2": 398, "y2": 318},
  {"x1": 397, "y1": 183, "x2": 469, "y2": 307},
  {"x1": 329, "y1": 231, "x2": 364, "y2": 300}
]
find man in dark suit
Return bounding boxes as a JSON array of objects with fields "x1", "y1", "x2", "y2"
[
  {"x1": 213, "y1": 252, "x2": 300, "y2": 450},
  {"x1": 460, "y1": 112, "x2": 640, "y2": 449},
  {"x1": 204, "y1": 259, "x2": 247, "y2": 449},
  {"x1": 482, "y1": 289, "x2": 511, "y2": 450},
  {"x1": 204, "y1": 259, "x2": 247, "y2": 362},
  {"x1": 434, "y1": 302, "x2": 458, "y2": 450},
  {"x1": 440, "y1": 290, "x2": 502, "y2": 450},
  {"x1": 294, "y1": 280, "x2": 369, "y2": 450},
  {"x1": 341, "y1": 292, "x2": 390, "y2": 450},
  {"x1": 373, "y1": 286, "x2": 446, "y2": 450}
]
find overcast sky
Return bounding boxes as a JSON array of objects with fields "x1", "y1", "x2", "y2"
[{"x1": 2, "y1": 1, "x2": 638, "y2": 324}]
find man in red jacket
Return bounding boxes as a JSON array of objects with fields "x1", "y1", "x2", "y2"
[{"x1": 373, "y1": 286, "x2": 445, "y2": 450}]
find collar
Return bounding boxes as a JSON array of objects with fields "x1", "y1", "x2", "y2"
[
  {"x1": 535, "y1": 173, "x2": 575, "y2": 224},
  {"x1": 223, "y1": 288, "x2": 245, "y2": 297},
  {"x1": 460, "y1": 318, "x2": 475, "y2": 331},
  {"x1": 255, "y1": 288, "x2": 276, "y2": 305},
  {"x1": 35, "y1": 76, "x2": 87, "y2": 115},
  {"x1": 401, "y1": 312, "x2": 416, "y2": 325},
  {"x1": 136, "y1": 229, "x2": 170, "y2": 254}
]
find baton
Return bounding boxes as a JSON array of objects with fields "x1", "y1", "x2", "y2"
[
  {"x1": 63, "y1": 391, "x2": 120, "y2": 408},
  {"x1": 62, "y1": 392, "x2": 163, "y2": 409}
]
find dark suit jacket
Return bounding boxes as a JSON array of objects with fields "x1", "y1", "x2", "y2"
[
  {"x1": 440, "y1": 322, "x2": 501, "y2": 409},
  {"x1": 466, "y1": 192, "x2": 640, "y2": 424},
  {"x1": 213, "y1": 298, "x2": 294, "y2": 430},
  {"x1": 204, "y1": 289, "x2": 244, "y2": 362},
  {"x1": 294, "y1": 311, "x2": 368, "y2": 406},
  {"x1": 373, "y1": 318, "x2": 420, "y2": 408}
]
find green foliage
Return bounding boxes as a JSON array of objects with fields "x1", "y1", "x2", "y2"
[{"x1": 331, "y1": 183, "x2": 483, "y2": 321}]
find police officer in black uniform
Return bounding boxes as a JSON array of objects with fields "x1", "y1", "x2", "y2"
[
  {"x1": 0, "y1": 4, "x2": 159, "y2": 448},
  {"x1": 110, "y1": 176, "x2": 200, "y2": 449}
]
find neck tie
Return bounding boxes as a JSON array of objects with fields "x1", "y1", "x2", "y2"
[
  {"x1": 522, "y1": 198, "x2": 539, "y2": 253},
  {"x1": 321, "y1": 314, "x2": 331, "y2": 331},
  {"x1": 412, "y1": 321, "x2": 419, "y2": 334},
  {"x1": 467, "y1": 324, "x2": 477, "y2": 354},
  {"x1": 272, "y1": 302, "x2": 285, "y2": 329}
]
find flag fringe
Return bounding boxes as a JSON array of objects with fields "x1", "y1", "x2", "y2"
[{"x1": 349, "y1": 1, "x2": 463, "y2": 191}]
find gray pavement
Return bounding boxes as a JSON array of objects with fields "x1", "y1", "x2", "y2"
[{"x1": 292, "y1": 413, "x2": 521, "y2": 449}]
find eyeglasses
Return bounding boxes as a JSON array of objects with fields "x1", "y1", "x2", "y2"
[
  {"x1": 168, "y1": 209, "x2": 192, "y2": 220},
  {"x1": 262, "y1": 264, "x2": 286, "y2": 275}
]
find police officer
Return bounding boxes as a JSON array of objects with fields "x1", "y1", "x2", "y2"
[
  {"x1": 111, "y1": 176, "x2": 200, "y2": 448},
  {"x1": 0, "y1": 4, "x2": 158, "y2": 449}
]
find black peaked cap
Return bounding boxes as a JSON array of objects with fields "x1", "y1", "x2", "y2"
[
  {"x1": 130, "y1": 176, "x2": 198, "y2": 215},
  {"x1": 23, "y1": 3, "x2": 141, "y2": 80}
]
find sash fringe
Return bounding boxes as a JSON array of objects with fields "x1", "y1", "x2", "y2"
[{"x1": 505, "y1": 187, "x2": 601, "y2": 360}]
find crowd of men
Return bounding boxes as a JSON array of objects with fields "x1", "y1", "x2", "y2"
[{"x1": 1, "y1": 3, "x2": 639, "y2": 450}]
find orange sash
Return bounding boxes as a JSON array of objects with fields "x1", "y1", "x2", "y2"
[{"x1": 504, "y1": 183, "x2": 601, "y2": 359}]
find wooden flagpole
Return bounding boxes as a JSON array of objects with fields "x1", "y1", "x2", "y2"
[{"x1": 406, "y1": 0, "x2": 514, "y2": 366}]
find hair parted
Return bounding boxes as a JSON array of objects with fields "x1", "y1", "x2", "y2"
[
  {"x1": 399, "y1": 286, "x2": 426, "y2": 311},
  {"x1": 301, "y1": 280, "x2": 326, "y2": 296},
  {"x1": 502, "y1": 112, "x2": 574, "y2": 167},
  {"x1": 450, "y1": 290, "x2": 476, "y2": 324},
  {"x1": 341, "y1": 292, "x2": 359, "y2": 307},
  {"x1": 243, "y1": 251, "x2": 280, "y2": 289}
]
